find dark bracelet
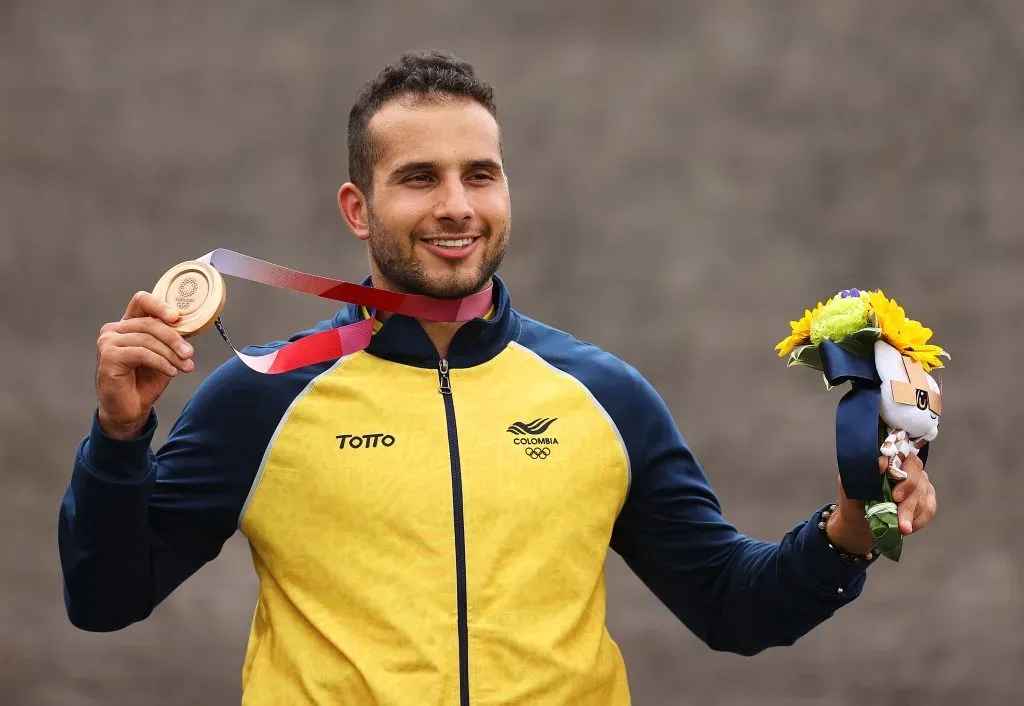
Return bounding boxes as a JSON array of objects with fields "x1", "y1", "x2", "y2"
[{"x1": 818, "y1": 504, "x2": 878, "y2": 570}]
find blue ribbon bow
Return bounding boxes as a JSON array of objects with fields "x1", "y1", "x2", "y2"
[{"x1": 818, "y1": 340, "x2": 929, "y2": 500}]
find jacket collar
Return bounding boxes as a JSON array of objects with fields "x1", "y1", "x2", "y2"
[{"x1": 331, "y1": 275, "x2": 518, "y2": 369}]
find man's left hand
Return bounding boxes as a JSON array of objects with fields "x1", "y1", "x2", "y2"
[{"x1": 825, "y1": 454, "x2": 937, "y2": 555}]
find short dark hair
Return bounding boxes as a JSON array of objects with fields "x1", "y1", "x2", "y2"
[{"x1": 347, "y1": 50, "x2": 498, "y2": 195}]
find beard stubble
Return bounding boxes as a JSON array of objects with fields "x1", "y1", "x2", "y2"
[{"x1": 366, "y1": 210, "x2": 509, "y2": 300}]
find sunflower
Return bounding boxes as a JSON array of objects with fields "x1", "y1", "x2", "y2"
[
  {"x1": 775, "y1": 301, "x2": 825, "y2": 357},
  {"x1": 865, "y1": 289, "x2": 949, "y2": 371}
]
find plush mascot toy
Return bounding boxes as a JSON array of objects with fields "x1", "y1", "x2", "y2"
[{"x1": 776, "y1": 289, "x2": 948, "y2": 561}]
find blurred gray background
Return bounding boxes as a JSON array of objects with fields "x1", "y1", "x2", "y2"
[{"x1": 2, "y1": 1, "x2": 1022, "y2": 704}]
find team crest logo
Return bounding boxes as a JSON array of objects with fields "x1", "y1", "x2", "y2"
[
  {"x1": 506, "y1": 417, "x2": 559, "y2": 460},
  {"x1": 506, "y1": 417, "x2": 558, "y2": 435}
]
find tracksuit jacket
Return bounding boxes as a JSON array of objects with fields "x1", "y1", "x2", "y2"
[{"x1": 59, "y1": 276, "x2": 871, "y2": 705}]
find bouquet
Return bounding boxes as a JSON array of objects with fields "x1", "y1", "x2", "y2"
[{"x1": 776, "y1": 289, "x2": 948, "y2": 561}]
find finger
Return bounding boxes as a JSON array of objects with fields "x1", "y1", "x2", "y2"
[
  {"x1": 897, "y1": 488, "x2": 919, "y2": 535},
  {"x1": 124, "y1": 290, "x2": 180, "y2": 324},
  {"x1": 112, "y1": 317, "x2": 194, "y2": 360},
  {"x1": 903, "y1": 453, "x2": 924, "y2": 475},
  {"x1": 892, "y1": 457, "x2": 924, "y2": 502},
  {"x1": 912, "y1": 485, "x2": 937, "y2": 533},
  {"x1": 112, "y1": 332, "x2": 194, "y2": 372},
  {"x1": 106, "y1": 345, "x2": 180, "y2": 378},
  {"x1": 878, "y1": 455, "x2": 908, "y2": 481}
]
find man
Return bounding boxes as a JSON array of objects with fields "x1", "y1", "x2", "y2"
[{"x1": 60, "y1": 51, "x2": 937, "y2": 705}]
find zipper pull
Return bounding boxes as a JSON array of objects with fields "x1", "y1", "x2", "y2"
[{"x1": 438, "y1": 358, "x2": 452, "y2": 395}]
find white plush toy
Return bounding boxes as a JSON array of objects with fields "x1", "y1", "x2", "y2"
[{"x1": 875, "y1": 339, "x2": 942, "y2": 481}]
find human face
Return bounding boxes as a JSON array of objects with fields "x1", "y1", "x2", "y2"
[{"x1": 361, "y1": 97, "x2": 510, "y2": 299}]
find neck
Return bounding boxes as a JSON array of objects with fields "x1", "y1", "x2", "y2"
[
  {"x1": 375, "y1": 307, "x2": 464, "y2": 359},
  {"x1": 369, "y1": 268, "x2": 489, "y2": 360},
  {"x1": 420, "y1": 320, "x2": 464, "y2": 360}
]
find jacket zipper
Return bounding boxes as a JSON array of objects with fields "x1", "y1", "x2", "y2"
[{"x1": 438, "y1": 358, "x2": 470, "y2": 706}]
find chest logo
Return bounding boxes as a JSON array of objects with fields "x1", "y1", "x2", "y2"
[
  {"x1": 336, "y1": 433, "x2": 396, "y2": 449},
  {"x1": 506, "y1": 417, "x2": 558, "y2": 435},
  {"x1": 506, "y1": 417, "x2": 559, "y2": 459}
]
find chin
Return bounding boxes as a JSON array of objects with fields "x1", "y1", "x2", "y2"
[{"x1": 423, "y1": 274, "x2": 487, "y2": 299}]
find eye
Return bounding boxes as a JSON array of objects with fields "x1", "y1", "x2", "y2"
[
  {"x1": 467, "y1": 171, "x2": 494, "y2": 182},
  {"x1": 403, "y1": 174, "x2": 435, "y2": 185},
  {"x1": 916, "y1": 389, "x2": 929, "y2": 410}
]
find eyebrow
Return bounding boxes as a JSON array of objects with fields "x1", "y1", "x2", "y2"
[
  {"x1": 389, "y1": 161, "x2": 435, "y2": 180},
  {"x1": 467, "y1": 159, "x2": 503, "y2": 173},
  {"x1": 388, "y1": 158, "x2": 503, "y2": 182}
]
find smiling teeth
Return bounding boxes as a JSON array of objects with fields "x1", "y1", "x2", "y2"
[{"x1": 427, "y1": 238, "x2": 473, "y2": 248}]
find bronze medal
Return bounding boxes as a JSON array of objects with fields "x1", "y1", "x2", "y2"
[{"x1": 152, "y1": 260, "x2": 226, "y2": 338}]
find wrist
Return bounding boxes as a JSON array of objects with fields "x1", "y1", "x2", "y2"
[
  {"x1": 824, "y1": 505, "x2": 875, "y2": 555},
  {"x1": 98, "y1": 410, "x2": 149, "y2": 440}
]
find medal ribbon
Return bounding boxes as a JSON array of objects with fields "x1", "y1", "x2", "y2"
[{"x1": 195, "y1": 249, "x2": 493, "y2": 374}]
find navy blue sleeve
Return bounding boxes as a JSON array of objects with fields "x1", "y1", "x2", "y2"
[
  {"x1": 58, "y1": 345, "x2": 327, "y2": 632},
  {"x1": 517, "y1": 318, "x2": 870, "y2": 656}
]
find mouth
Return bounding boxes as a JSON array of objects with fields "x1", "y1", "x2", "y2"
[
  {"x1": 419, "y1": 235, "x2": 482, "y2": 261},
  {"x1": 929, "y1": 413, "x2": 938, "y2": 420}
]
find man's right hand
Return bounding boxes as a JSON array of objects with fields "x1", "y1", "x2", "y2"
[{"x1": 96, "y1": 291, "x2": 195, "y2": 439}]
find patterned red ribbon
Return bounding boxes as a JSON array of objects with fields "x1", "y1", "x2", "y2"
[{"x1": 197, "y1": 249, "x2": 493, "y2": 374}]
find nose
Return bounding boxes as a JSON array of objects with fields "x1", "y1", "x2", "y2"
[{"x1": 433, "y1": 179, "x2": 474, "y2": 223}]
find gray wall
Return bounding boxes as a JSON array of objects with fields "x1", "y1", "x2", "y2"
[{"x1": 2, "y1": 1, "x2": 1021, "y2": 704}]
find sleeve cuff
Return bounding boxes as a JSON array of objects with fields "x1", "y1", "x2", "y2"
[
  {"x1": 790, "y1": 505, "x2": 874, "y2": 598},
  {"x1": 81, "y1": 409, "x2": 158, "y2": 481}
]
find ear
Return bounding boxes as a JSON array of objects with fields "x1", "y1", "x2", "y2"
[{"x1": 338, "y1": 183, "x2": 370, "y2": 241}]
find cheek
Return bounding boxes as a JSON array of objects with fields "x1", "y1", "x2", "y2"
[
  {"x1": 473, "y1": 190, "x2": 511, "y2": 229},
  {"x1": 375, "y1": 199, "x2": 429, "y2": 235}
]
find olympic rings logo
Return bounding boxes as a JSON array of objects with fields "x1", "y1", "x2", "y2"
[
  {"x1": 178, "y1": 276, "x2": 199, "y2": 298},
  {"x1": 525, "y1": 447, "x2": 550, "y2": 460}
]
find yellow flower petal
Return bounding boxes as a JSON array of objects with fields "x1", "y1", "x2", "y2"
[
  {"x1": 775, "y1": 302, "x2": 824, "y2": 357},
  {"x1": 865, "y1": 290, "x2": 948, "y2": 369}
]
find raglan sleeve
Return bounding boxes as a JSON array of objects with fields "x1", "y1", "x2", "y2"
[
  {"x1": 58, "y1": 358, "x2": 263, "y2": 632},
  {"x1": 607, "y1": 365, "x2": 872, "y2": 656}
]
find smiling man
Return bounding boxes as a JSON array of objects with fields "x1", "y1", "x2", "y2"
[
  {"x1": 59, "y1": 51, "x2": 938, "y2": 705},
  {"x1": 343, "y1": 90, "x2": 510, "y2": 303}
]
